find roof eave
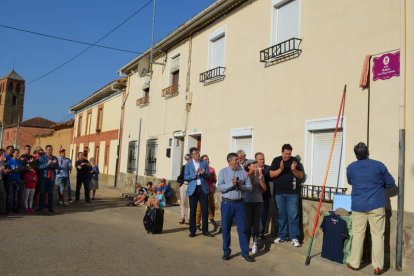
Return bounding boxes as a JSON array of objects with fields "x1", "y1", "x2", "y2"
[{"x1": 118, "y1": 0, "x2": 248, "y2": 74}]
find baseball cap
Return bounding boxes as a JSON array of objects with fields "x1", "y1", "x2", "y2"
[{"x1": 244, "y1": 159, "x2": 256, "y2": 169}]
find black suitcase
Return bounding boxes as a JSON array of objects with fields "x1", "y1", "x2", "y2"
[{"x1": 143, "y1": 207, "x2": 164, "y2": 234}]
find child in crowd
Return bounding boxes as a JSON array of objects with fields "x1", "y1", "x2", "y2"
[
  {"x1": 89, "y1": 158, "x2": 99, "y2": 200},
  {"x1": 146, "y1": 187, "x2": 165, "y2": 209},
  {"x1": 23, "y1": 162, "x2": 38, "y2": 214},
  {"x1": 134, "y1": 182, "x2": 152, "y2": 206}
]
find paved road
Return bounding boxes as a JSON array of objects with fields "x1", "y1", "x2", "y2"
[{"x1": 0, "y1": 186, "x2": 408, "y2": 276}]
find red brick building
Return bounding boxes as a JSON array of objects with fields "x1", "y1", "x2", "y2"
[{"x1": 1, "y1": 117, "x2": 55, "y2": 149}]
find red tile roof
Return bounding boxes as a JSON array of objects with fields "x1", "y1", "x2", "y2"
[{"x1": 6, "y1": 117, "x2": 56, "y2": 129}]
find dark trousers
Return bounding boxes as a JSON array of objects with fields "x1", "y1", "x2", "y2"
[
  {"x1": 76, "y1": 177, "x2": 90, "y2": 202},
  {"x1": 245, "y1": 202, "x2": 263, "y2": 244},
  {"x1": 0, "y1": 179, "x2": 5, "y2": 213},
  {"x1": 189, "y1": 186, "x2": 208, "y2": 234},
  {"x1": 261, "y1": 197, "x2": 270, "y2": 235},
  {"x1": 5, "y1": 180, "x2": 21, "y2": 210},
  {"x1": 221, "y1": 200, "x2": 249, "y2": 257},
  {"x1": 39, "y1": 178, "x2": 55, "y2": 210}
]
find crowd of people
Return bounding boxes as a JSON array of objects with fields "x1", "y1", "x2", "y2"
[
  {"x1": 175, "y1": 145, "x2": 304, "y2": 262},
  {"x1": 174, "y1": 142, "x2": 395, "y2": 275},
  {"x1": 0, "y1": 144, "x2": 100, "y2": 216}
]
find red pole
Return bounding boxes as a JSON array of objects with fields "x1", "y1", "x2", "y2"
[{"x1": 305, "y1": 85, "x2": 347, "y2": 265}]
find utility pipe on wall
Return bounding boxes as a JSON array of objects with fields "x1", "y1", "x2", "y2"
[{"x1": 396, "y1": 0, "x2": 406, "y2": 271}]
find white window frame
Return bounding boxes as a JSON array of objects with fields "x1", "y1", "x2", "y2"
[
  {"x1": 208, "y1": 26, "x2": 226, "y2": 70},
  {"x1": 169, "y1": 53, "x2": 180, "y2": 85},
  {"x1": 304, "y1": 117, "x2": 346, "y2": 188},
  {"x1": 270, "y1": 0, "x2": 301, "y2": 45},
  {"x1": 230, "y1": 127, "x2": 254, "y2": 159}
]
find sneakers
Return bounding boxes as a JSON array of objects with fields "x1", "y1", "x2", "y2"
[
  {"x1": 274, "y1": 237, "x2": 285, "y2": 243},
  {"x1": 58, "y1": 201, "x2": 63, "y2": 205},
  {"x1": 63, "y1": 202, "x2": 69, "y2": 206},
  {"x1": 251, "y1": 242, "x2": 258, "y2": 254},
  {"x1": 291, "y1": 239, "x2": 301, "y2": 247}
]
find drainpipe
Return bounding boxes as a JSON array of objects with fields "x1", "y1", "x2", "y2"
[
  {"x1": 396, "y1": 0, "x2": 406, "y2": 271},
  {"x1": 113, "y1": 82, "x2": 128, "y2": 188}
]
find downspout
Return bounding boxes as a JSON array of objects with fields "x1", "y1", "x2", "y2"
[
  {"x1": 396, "y1": 0, "x2": 406, "y2": 271},
  {"x1": 181, "y1": 35, "x2": 193, "y2": 167},
  {"x1": 114, "y1": 82, "x2": 128, "y2": 188}
]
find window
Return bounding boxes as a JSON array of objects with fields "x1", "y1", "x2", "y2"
[
  {"x1": 85, "y1": 110, "x2": 92, "y2": 135},
  {"x1": 305, "y1": 118, "x2": 346, "y2": 188},
  {"x1": 209, "y1": 28, "x2": 225, "y2": 69},
  {"x1": 77, "y1": 114, "x2": 83, "y2": 137},
  {"x1": 12, "y1": 95, "x2": 16, "y2": 106},
  {"x1": 95, "y1": 145, "x2": 100, "y2": 166},
  {"x1": 231, "y1": 128, "x2": 253, "y2": 159},
  {"x1": 7, "y1": 82, "x2": 13, "y2": 93},
  {"x1": 16, "y1": 83, "x2": 20, "y2": 94},
  {"x1": 272, "y1": 0, "x2": 301, "y2": 44},
  {"x1": 170, "y1": 55, "x2": 180, "y2": 88},
  {"x1": 145, "y1": 139, "x2": 157, "y2": 176},
  {"x1": 96, "y1": 105, "x2": 103, "y2": 132},
  {"x1": 104, "y1": 143, "x2": 110, "y2": 174},
  {"x1": 127, "y1": 140, "x2": 138, "y2": 173}
]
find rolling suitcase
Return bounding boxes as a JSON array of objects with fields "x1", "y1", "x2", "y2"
[{"x1": 143, "y1": 207, "x2": 164, "y2": 234}]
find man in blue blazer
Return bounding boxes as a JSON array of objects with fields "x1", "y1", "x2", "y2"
[{"x1": 185, "y1": 147, "x2": 213, "y2": 237}]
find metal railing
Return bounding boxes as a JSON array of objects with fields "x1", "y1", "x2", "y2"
[
  {"x1": 300, "y1": 184, "x2": 347, "y2": 203},
  {"x1": 199, "y1": 67, "x2": 226, "y2": 83},
  {"x1": 136, "y1": 96, "x2": 149, "y2": 107},
  {"x1": 260, "y1": 38, "x2": 302, "y2": 63},
  {"x1": 161, "y1": 85, "x2": 179, "y2": 98}
]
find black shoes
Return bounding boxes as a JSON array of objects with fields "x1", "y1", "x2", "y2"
[
  {"x1": 202, "y1": 232, "x2": 214, "y2": 237},
  {"x1": 189, "y1": 233, "x2": 196, "y2": 238},
  {"x1": 222, "y1": 250, "x2": 231, "y2": 261},
  {"x1": 242, "y1": 255, "x2": 255, "y2": 262}
]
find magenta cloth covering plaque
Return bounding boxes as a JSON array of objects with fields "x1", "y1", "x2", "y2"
[{"x1": 372, "y1": 51, "x2": 400, "y2": 81}]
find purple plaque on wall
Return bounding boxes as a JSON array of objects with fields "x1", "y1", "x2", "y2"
[{"x1": 372, "y1": 51, "x2": 400, "y2": 81}]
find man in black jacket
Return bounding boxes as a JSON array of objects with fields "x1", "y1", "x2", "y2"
[{"x1": 75, "y1": 152, "x2": 92, "y2": 203}]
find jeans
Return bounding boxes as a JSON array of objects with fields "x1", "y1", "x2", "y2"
[
  {"x1": 189, "y1": 186, "x2": 208, "y2": 234},
  {"x1": 57, "y1": 177, "x2": 72, "y2": 199},
  {"x1": 221, "y1": 200, "x2": 249, "y2": 257},
  {"x1": 0, "y1": 179, "x2": 6, "y2": 213},
  {"x1": 39, "y1": 178, "x2": 55, "y2": 210},
  {"x1": 275, "y1": 194, "x2": 300, "y2": 240},
  {"x1": 5, "y1": 179, "x2": 21, "y2": 210}
]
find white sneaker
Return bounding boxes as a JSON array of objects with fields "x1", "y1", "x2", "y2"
[
  {"x1": 291, "y1": 239, "x2": 301, "y2": 247},
  {"x1": 274, "y1": 237, "x2": 285, "y2": 243},
  {"x1": 252, "y1": 242, "x2": 258, "y2": 254},
  {"x1": 63, "y1": 202, "x2": 69, "y2": 206},
  {"x1": 58, "y1": 201, "x2": 63, "y2": 205}
]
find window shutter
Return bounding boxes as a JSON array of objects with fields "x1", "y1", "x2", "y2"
[
  {"x1": 311, "y1": 130, "x2": 344, "y2": 187},
  {"x1": 275, "y1": 0, "x2": 300, "y2": 44},
  {"x1": 210, "y1": 35, "x2": 225, "y2": 69},
  {"x1": 170, "y1": 55, "x2": 180, "y2": 73},
  {"x1": 232, "y1": 136, "x2": 252, "y2": 159}
]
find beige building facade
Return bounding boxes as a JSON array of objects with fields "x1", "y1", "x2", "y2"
[
  {"x1": 118, "y1": 0, "x2": 413, "y2": 268},
  {"x1": 70, "y1": 78, "x2": 126, "y2": 184},
  {"x1": 33, "y1": 119, "x2": 73, "y2": 153}
]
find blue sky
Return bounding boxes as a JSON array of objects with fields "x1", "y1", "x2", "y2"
[{"x1": 0, "y1": 0, "x2": 214, "y2": 122}]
